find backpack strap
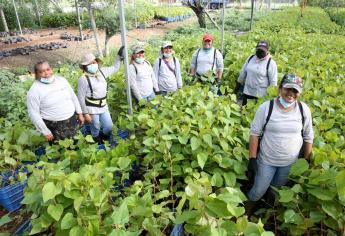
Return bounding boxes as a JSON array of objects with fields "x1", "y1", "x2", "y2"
[
  {"x1": 297, "y1": 101, "x2": 305, "y2": 137},
  {"x1": 85, "y1": 75, "x2": 94, "y2": 99},
  {"x1": 266, "y1": 57, "x2": 272, "y2": 86},
  {"x1": 247, "y1": 55, "x2": 255, "y2": 64},
  {"x1": 211, "y1": 48, "x2": 217, "y2": 71},
  {"x1": 261, "y1": 99, "x2": 274, "y2": 138},
  {"x1": 194, "y1": 48, "x2": 201, "y2": 73},
  {"x1": 159, "y1": 58, "x2": 162, "y2": 70},
  {"x1": 132, "y1": 60, "x2": 151, "y2": 75}
]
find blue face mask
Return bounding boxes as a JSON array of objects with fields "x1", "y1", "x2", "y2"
[
  {"x1": 279, "y1": 96, "x2": 295, "y2": 109},
  {"x1": 87, "y1": 64, "x2": 98, "y2": 74},
  {"x1": 40, "y1": 76, "x2": 55, "y2": 84},
  {"x1": 163, "y1": 52, "x2": 172, "y2": 58},
  {"x1": 135, "y1": 57, "x2": 145, "y2": 64},
  {"x1": 203, "y1": 47, "x2": 212, "y2": 52}
]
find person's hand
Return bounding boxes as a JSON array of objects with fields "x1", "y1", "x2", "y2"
[
  {"x1": 78, "y1": 113, "x2": 85, "y2": 125},
  {"x1": 117, "y1": 46, "x2": 125, "y2": 60},
  {"x1": 45, "y1": 133, "x2": 54, "y2": 141},
  {"x1": 84, "y1": 114, "x2": 92, "y2": 123}
]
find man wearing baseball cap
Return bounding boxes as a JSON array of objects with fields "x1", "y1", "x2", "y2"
[
  {"x1": 245, "y1": 73, "x2": 313, "y2": 214},
  {"x1": 236, "y1": 40, "x2": 278, "y2": 105},
  {"x1": 190, "y1": 33, "x2": 224, "y2": 88}
]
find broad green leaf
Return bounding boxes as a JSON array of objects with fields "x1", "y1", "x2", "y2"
[
  {"x1": 219, "y1": 139, "x2": 229, "y2": 151},
  {"x1": 155, "y1": 190, "x2": 170, "y2": 200},
  {"x1": 307, "y1": 188, "x2": 336, "y2": 201},
  {"x1": 112, "y1": 202, "x2": 129, "y2": 225},
  {"x1": 42, "y1": 182, "x2": 62, "y2": 202},
  {"x1": 321, "y1": 201, "x2": 341, "y2": 220},
  {"x1": 175, "y1": 210, "x2": 200, "y2": 224},
  {"x1": 118, "y1": 157, "x2": 131, "y2": 169},
  {"x1": 61, "y1": 213, "x2": 77, "y2": 230},
  {"x1": 4, "y1": 157, "x2": 17, "y2": 166},
  {"x1": 197, "y1": 153, "x2": 208, "y2": 169},
  {"x1": 191, "y1": 136, "x2": 201, "y2": 151},
  {"x1": 289, "y1": 159, "x2": 309, "y2": 176},
  {"x1": 202, "y1": 134, "x2": 213, "y2": 147},
  {"x1": 223, "y1": 172, "x2": 236, "y2": 187},
  {"x1": 284, "y1": 209, "x2": 304, "y2": 224},
  {"x1": 109, "y1": 229, "x2": 127, "y2": 236},
  {"x1": 0, "y1": 214, "x2": 12, "y2": 227},
  {"x1": 211, "y1": 173, "x2": 223, "y2": 187},
  {"x1": 336, "y1": 170, "x2": 345, "y2": 203},
  {"x1": 47, "y1": 204, "x2": 64, "y2": 221},
  {"x1": 278, "y1": 189, "x2": 295, "y2": 203},
  {"x1": 205, "y1": 198, "x2": 231, "y2": 217},
  {"x1": 69, "y1": 225, "x2": 84, "y2": 236},
  {"x1": 73, "y1": 197, "x2": 84, "y2": 212}
]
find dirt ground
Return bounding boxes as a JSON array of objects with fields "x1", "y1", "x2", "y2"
[{"x1": 0, "y1": 17, "x2": 196, "y2": 72}]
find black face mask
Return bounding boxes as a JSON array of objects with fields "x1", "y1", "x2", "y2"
[{"x1": 256, "y1": 49, "x2": 267, "y2": 59}]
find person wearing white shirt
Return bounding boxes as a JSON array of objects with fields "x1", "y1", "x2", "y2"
[
  {"x1": 153, "y1": 41, "x2": 183, "y2": 95},
  {"x1": 237, "y1": 40, "x2": 278, "y2": 106},
  {"x1": 27, "y1": 61, "x2": 84, "y2": 141},
  {"x1": 77, "y1": 48, "x2": 124, "y2": 144},
  {"x1": 129, "y1": 44, "x2": 159, "y2": 101}
]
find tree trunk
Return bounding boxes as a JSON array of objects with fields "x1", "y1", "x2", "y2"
[
  {"x1": 87, "y1": 1, "x2": 103, "y2": 57},
  {"x1": 183, "y1": 0, "x2": 206, "y2": 28},
  {"x1": 104, "y1": 32, "x2": 111, "y2": 56},
  {"x1": 75, "y1": 0, "x2": 83, "y2": 40},
  {"x1": 197, "y1": 11, "x2": 206, "y2": 28},
  {"x1": 300, "y1": 0, "x2": 307, "y2": 17},
  {"x1": 12, "y1": 0, "x2": 22, "y2": 35},
  {"x1": 0, "y1": 8, "x2": 9, "y2": 32},
  {"x1": 33, "y1": 0, "x2": 42, "y2": 28}
]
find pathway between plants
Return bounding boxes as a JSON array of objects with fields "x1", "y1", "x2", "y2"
[{"x1": 0, "y1": 17, "x2": 196, "y2": 71}]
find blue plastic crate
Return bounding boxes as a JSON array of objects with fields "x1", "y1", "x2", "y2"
[
  {"x1": 0, "y1": 181, "x2": 26, "y2": 212},
  {"x1": 15, "y1": 219, "x2": 32, "y2": 235}
]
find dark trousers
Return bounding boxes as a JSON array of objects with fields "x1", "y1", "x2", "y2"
[
  {"x1": 43, "y1": 114, "x2": 79, "y2": 141},
  {"x1": 242, "y1": 94, "x2": 258, "y2": 106}
]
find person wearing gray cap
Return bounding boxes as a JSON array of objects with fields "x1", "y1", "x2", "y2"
[
  {"x1": 245, "y1": 74, "x2": 313, "y2": 212},
  {"x1": 153, "y1": 41, "x2": 182, "y2": 95},
  {"x1": 129, "y1": 44, "x2": 159, "y2": 101},
  {"x1": 236, "y1": 40, "x2": 278, "y2": 106},
  {"x1": 27, "y1": 61, "x2": 84, "y2": 141},
  {"x1": 77, "y1": 47, "x2": 124, "y2": 144}
]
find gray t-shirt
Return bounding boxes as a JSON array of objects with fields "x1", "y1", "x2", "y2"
[
  {"x1": 190, "y1": 47, "x2": 224, "y2": 76},
  {"x1": 250, "y1": 99, "x2": 314, "y2": 166},
  {"x1": 237, "y1": 55, "x2": 278, "y2": 97}
]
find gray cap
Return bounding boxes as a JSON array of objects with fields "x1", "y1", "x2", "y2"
[
  {"x1": 131, "y1": 45, "x2": 145, "y2": 54},
  {"x1": 161, "y1": 41, "x2": 173, "y2": 48}
]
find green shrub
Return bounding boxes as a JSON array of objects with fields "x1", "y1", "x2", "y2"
[{"x1": 0, "y1": 4, "x2": 37, "y2": 31}]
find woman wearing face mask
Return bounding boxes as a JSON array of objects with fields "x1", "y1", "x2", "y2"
[
  {"x1": 27, "y1": 61, "x2": 84, "y2": 141},
  {"x1": 245, "y1": 74, "x2": 313, "y2": 211},
  {"x1": 77, "y1": 47, "x2": 124, "y2": 144},
  {"x1": 190, "y1": 33, "x2": 224, "y2": 84},
  {"x1": 129, "y1": 44, "x2": 159, "y2": 101},
  {"x1": 236, "y1": 40, "x2": 278, "y2": 106},
  {"x1": 153, "y1": 41, "x2": 183, "y2": 95}
]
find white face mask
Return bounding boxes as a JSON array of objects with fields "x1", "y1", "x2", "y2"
[
  {"x1": 163, "y1": 52, "x2": 173, "y2": 58},
  {"x1": 40, "y1": 76, "x2": 55, "y2": 84}
]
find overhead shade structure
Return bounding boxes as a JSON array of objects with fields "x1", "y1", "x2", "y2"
[{"x1": 118, "y1": 0, "x2": 133, "y2": 115}]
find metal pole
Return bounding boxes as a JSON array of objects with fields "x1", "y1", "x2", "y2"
[
  {"x1": 119, "y1": 0, "x2": 133, "y2": 115},
  {"x1": 33, "y1": 0, "x2": 42, "y2": 28},
  {"x1": 250, "y1": 0, "x2": 254, "y2": 31},
  {"x1": 75, "y1": 0, "x2": 83, "y2": 39},
  {"x1": 12, "y1": 0, "x2": 22, "y2": 35},
  {"x1": 134, "y1": 0, "x2": 138, "y2": 28},
  {"x1": 221, "y1": 0, "x2": 225, "y2": 56}
]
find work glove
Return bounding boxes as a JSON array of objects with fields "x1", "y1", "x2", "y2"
[
  {"x1": 247, "y1": 158, "x2": 257, "y2": 185},
  {"x1": 117, "y1": 46, "x2": 125, "y2": 60}
]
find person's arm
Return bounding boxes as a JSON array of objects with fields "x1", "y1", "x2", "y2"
[
  {"x1": 150, "y1": 65, "x2": 159, "y2": 92},
  {"x1": 268, "y1": 59, "x2": 278, "y2": 86},
  {"x1": 77, "y1": 76, "x2": 89, "y2": 114},
  {"x1": 27, "y1": 90, "x2": 52, "y2": 137},
  {"x1": 237, "y1": 56, "x2": 250, "y2": 84},
  {"x1": 100, "y1": 55, "x2": 122, "y2": 78},
  {"x1": 129, "y1": 64, "x2": 143, "y2": 101},
  {"x1": 153, "y1": 58, "x2": 160, "y2": 87},
  {"x1": 215, "y1": 50, "x2": 224, "y2": 81},
  {"x1": 65, "y1": 80, "x2": 84, "y2": 125},
  {"x1": 190, "y1": 50, "x2": 198, "y2": 76},
  {"x1": 249, "y1": 135, "x2": 260, "y2": 158},
  {"x1": 301, "y1": 103, "x2": 314, "y2": 159},
  {"x1": 249, "y1": 102, "x2": 268, "y2": 157},
  {"x1": 176, "y1": 58, "x2": 183, "y2": 88}
]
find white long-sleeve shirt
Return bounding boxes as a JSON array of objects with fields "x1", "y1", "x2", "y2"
[
  {"x1": 153, "y1": 56, "x2": 183, "y2": 92},
  {"x1": 129, "y1": 61, "x2": 159, "y2": 100},
  {"x1": 27, "y1": 76, "x2": 82, "y2": 136},
  {"x1": 190, "y1": 47, "x2": 224, "y2": 76},
  {"x1": 77, "y1": 56, "x2": 121, "y2": 114},
  {"x1": 237, "y1": 55, "x2": 278, "y2": 97}
]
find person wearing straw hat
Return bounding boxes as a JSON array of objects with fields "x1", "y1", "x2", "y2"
[
  {"x1": 245, "y1": 74, "x2": 313, "y2": 212},
  {"x1": 153, "y1": 41, "x2": 183, "y2": 95},
  {"x1": 190, "y1": 33, "x2": 224, "y2": 86},
  {"x1": 27, "y1": 60, "x2": 84, "y2": 141},
  {"x1": 129, "y1": 44, "x2": 159, "y2": 101},
  {"x1": 236, "y1": 40, "x2": 278, "y2": 106},
  {"x1": 77, "y1": 47, "x2": 124, "y2": 144}
]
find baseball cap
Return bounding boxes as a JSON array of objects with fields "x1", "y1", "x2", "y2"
[
  {"x1": 161, "y1": 41, "x2": 173, "y2": 48},
  {"x1": 282, "y1": 74, "x2": 303, "y2": 93},
  {"x1": 131, "y1": 45, "x2": 145, "y2": 54},
  {"x1": 256, "y1": 40, "x2": 269, "y2": 52},
  {"x1": 202, "y1": 33, "x2": 214, "y2": 42}
]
